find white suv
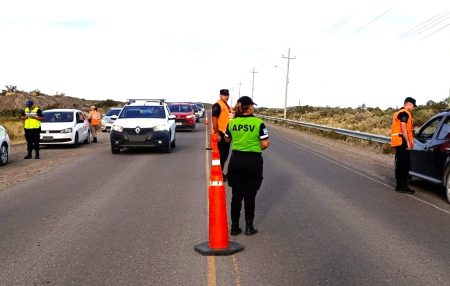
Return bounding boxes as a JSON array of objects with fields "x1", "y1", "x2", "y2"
[
  {"x1": 0, "y1": 125, "x2": 10, "y2": 166},
  {"x1": 110, "y1": 99, "x2": 176, "y2": 154}
]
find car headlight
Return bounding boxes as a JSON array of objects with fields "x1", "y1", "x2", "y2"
[
  {"x1": 154, "y1": 125, "x2": 168, "y2": 131},
  {"x1": 60, "y1": 128, "x2": 72, "y2": 133},
  {"x1": 186, "y1": 115, "x2": 194, "y2": 119},
  {"x1": 113, "y1": 125, "x2": 123, "y2": 132}
]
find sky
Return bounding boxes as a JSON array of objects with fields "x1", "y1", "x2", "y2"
[{"x1": 1, "y1": 0, "x2": 450, "y2": 109}]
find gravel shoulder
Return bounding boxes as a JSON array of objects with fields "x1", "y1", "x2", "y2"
[{"x1": 0, "y1": 132, "x2": 110, "y2": 191}]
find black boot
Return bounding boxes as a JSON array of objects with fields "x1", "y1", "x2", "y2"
[
  {"x1": 93, "y1": 138, "x2": 98, "y2": 143},
  {"x1": 24, "y1": 153, "x2": 32, "y2": 159},
  {"x1": 230, "y1": 225, "x2": 242, "y2": 236},
  {"x1": 35, "y1": 153, "x2": 40, "y2": 159},
  {"x1": 245, "y1": 221, "x2": 258, "y2": 236}
]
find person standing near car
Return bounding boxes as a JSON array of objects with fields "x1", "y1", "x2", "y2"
[
  {"x1": 225, "y1": 96, "x2": 270, "y2": 236},
  {"x1": 88, "y1": 106, "x2": 101, "y2": 143},
  {"x1": 212, "y1": 89, "x2": 234, "y2": 178},
  {"x1": 391, "y1": 97, "x2": 416, "y2": 194},
  {"x1": 20, "y1": 100, "x2": 43, "y2": 159}
]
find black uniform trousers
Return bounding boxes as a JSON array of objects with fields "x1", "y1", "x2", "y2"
[
  {"x1": 227, "y1": 151, "x2": 263, "y2": 225},
  {"x1": 218, "y1": 131, "x2": 230, "y2": 170},
  {"x1": 24, "y1": 128, "x2": 41, "y2": 155},
  {"x1": 395, "y1": 137, "x2": 410, "y2": 188}
]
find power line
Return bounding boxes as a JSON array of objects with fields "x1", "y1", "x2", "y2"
[
  {"x1": 323, "y1": 17, "x2": 351, "y2": 35},
  {"x1": 423, "y1": 22, "x2": 450, "y2": 39},
  {"x1": 346, "y1": 8, "x2": 392, "y2": 38},
  {"x1": 408, "y1": 15, "x2": 450, "y2": 38},
  {"x1": 250, "y1": 68, "x2": 258, "y2": 100},
  {"x1": 399, "y1": 10, "x2": 449, "y2": 37}
]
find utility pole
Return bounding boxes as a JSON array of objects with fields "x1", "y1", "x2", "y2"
[
  {"x1": 250, "y1": 68, "x2": 258, "y2": 100},
  {"x1": 282, "y1": 48, "x2": 295, "y2": 119},
  {"x1": 238, "y1": 81, "x2": 242, "y2": 98}
]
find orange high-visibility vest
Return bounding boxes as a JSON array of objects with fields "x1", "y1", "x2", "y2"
[
  {"x1": 90, "y1": 110, "x2": 101, "y2": 126},
  {"x1": 391, "y1": 108, "x2": 413, "y2": 147},
  {"x1": 213, "y1": 99, "x2": 232, "y2": 134}
]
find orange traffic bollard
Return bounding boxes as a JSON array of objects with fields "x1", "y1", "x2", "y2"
[
  {"x1": 194, "y1": 174, "x2": 244, "y2": 256},
  {"x1": 204, "y1": 116, "x2": 208, "y2": 125}
]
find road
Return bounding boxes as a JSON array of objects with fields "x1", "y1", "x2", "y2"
[{"x1": 1, "y1": 119, "x2": 450, "y2": 285}]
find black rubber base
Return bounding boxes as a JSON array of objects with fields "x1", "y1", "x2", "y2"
[{"x1": 194, "y1": 241, "x2": 244, "y2": 256}]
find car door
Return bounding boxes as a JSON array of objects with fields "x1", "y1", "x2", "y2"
[
  {"x1": 76, "y1": 112, "x2": 88, "y2": 141},
  {"x1": 166, "y1": 105, "x2": 175, "y2": 141},
  {"x1": 411, "y1": 115, "x2": 443, "y2": 180},
  {"x1": 428, "y1": 115, "x2": 450, "y2": 180}
]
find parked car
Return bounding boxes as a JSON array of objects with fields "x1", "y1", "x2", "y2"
[
  {"x1": 0, "y1": 125, "x2": 10, "y2": 166},
  {"x1": 101, "y1": 107, "x2": 122, "y2": 132},
  {"x1": 40, "y1": 109, "x2": 90, "y2": 147},
  {"x1": 195, "y1": 102, "x2": 205, "y2": 118},
  {"x1": 190, "y1": 103, "x2": 200, "y2": 123},
  {"x1": 110, "y1": 99, "x2": 176, "y2": 153},
  {"x1": 410, "y1": 110, "x2": 450, "y2": 203},
  {"x1": 168, "y1": 102, "x2": 196, "y2": 131}
]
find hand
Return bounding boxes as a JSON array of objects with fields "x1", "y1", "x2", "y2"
[
  {"x1": 407, "y1": 142, "x2": 413, "y2": 150},
  {"x1": 217, "y1": 135, "x2": 222, "y2": 142}
]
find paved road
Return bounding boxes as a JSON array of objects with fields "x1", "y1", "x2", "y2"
[{"x1": 1, "y1": 119, "x2": 450, "y2": 285}]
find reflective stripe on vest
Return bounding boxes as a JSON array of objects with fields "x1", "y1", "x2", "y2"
[
  {"x1": 24, "y1": 107, "x2": 41, "y2": 129},
  {"x1": 391, "y1": 108, "x2": 413, "y2": 147},
  {"x1": 90, "y1": 111, "x2": 101, "y2": 126},
  {"x1": 215, "y1": 100, "x2": 232, "y2": 134}
]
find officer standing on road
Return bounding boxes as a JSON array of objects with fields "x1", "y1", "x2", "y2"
[
  {"x1": 88, "y1": 105, "x2": 101, "y2": 143},
  {"x1": 225, "y1": 96, "x2": 270, "y2": 236},
  {"x1": 212, "y1": 89, "x2": 234, "y2": 178},
  {"x1": 391, "y1": 97, "x2": 416, "y2": 194},
  {"x1": 20, "y1": 100, "x2": 44, "y2": 159}
]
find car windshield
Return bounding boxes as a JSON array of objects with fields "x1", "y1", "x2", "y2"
[
  {"x1": 169, "y1": 105, "x2": 192, "y2": 113},
  {"x1": 119, "y1": 106, "x2": 165, "y2": 119},
  {"x1": 196, "y1": 103, "x2": 204, "y2": 109},
  {"x1": 106, "y1": 109, "x2": 121, "y2": 116},
  {"x1": 191, "y1": 105, "x2": 198, "y2": 111},
  {"x1": 43, "y1": 112, "x2": 74, "y2": 123}
]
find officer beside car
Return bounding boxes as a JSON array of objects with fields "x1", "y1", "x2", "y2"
[
  {"x1": 20, "y1": 100, "x2": 44, "y2": 159},
  {"x1": 391, "y1": 97, "x2": 416, "y2": 194},
  {"x1": 88, "y1": 105, "x2": 101, "y2": 143},
  {"x1": 225, "y1": 96, "x2": 270, "y2": 236}
]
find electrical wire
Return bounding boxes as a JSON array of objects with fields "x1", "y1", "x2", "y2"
[
  {"x1": 346, "y1": 9, "x2": 392, "y2": 38},
  {"x1": 399, "y1": 10, "x2": 449, "y2": 38}
]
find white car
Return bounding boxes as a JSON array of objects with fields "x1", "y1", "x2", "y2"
[
  {"x1": 0, "y1": 125, "x2": 10, "y2": 166},
  {"x1": 40, "y1": 109, "x2": 90, "y2": 147},
  {"x1": 110, "y1": 99, "x2": 176, "y2": 153},
  {"x1": 101, "y1": 107, "x2": 122, "y2": 132}
]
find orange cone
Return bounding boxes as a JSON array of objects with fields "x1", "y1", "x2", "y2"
[{"x1": 204, "y1": 116, "x2": 209, "y2": 125}]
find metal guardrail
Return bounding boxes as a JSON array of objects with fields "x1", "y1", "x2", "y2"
[{"x1": 256, "y1": 115, "x2": 391, "y2": 144}]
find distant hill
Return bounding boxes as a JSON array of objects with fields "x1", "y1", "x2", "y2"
[{"x1": 0, "y1": 91, "x2": 122, "y2": 113}]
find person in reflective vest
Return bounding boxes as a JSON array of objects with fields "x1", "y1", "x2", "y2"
[
  {"x1": 225, "y1": 96, "x2": 270, "y2": 236},
  {"x1": 20, "y1": 100, "x2": 44, "y2": 159},
  {"x1": 88, "y1": 106, "x2": 101, "y2": 143},
  {"x1": 212, "y1": 89, "x2": 234, "y2": 180},
  {"x1": 391, "y1": 97, "x2": 416, "y2": 194}
]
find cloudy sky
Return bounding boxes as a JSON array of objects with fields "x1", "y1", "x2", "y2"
[{"x1": 1, "y1": 0, "x2": 450, "y2": 109}]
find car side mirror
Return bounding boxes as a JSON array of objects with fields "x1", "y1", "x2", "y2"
[
  {"x1": 111, "y1": 115, "x2": 118, "y2": 120},
  {"x1": 77, "y1": 119, "x2": 84, "y2": 124},
  {"x1": 168, "y1": 115, "x2": 176, "y2": 120}
]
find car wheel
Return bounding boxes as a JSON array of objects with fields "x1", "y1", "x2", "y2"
[
  {"x1": 163, "y1": 134, "x2": 172, "y2": 153},
  {"x1": 73, "y1": 133, "x2": 79, "y2": 148},
  {"x1": 446, "y1": 172, "x2": 450, "y2": 204},
  {"x1": 84, "y1": 131, "x2": 90, "y2": 144},
  {"x1": 0, "y1": 143, "x2": 8, "y2": 166},
  {"x1": 111, "y1": 146, "x2": 120, "y2": 154},
  {"x1": 171, "y1": 138, "x2": 176, "y2": 148}
]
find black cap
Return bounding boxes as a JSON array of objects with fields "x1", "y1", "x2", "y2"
[
  {"x1": 237, "y1": 96, "x2": 257, "y2": 106},
  {"x1": 219, "y1": 89, "x2": 229, "y2": 96},
  {"x1": 404, "y1": 97, "x2": 417, "y2": 107},
  {"x1": 25, "y1": 100, "x2": 33, "y2": 107}
]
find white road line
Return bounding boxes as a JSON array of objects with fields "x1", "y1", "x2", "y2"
[{"x1": 273, "y1": 133, "x2": 450, "y2": 216}]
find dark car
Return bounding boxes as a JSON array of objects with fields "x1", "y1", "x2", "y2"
[
  {"x1": 410, "y1": 110, "x2": 450, "y2": 203},
  {"x1": 190, "y1": 104, "x2": 200, "y2": 123},
  {"x1": 168, "y1": 103, "x2": 197, "y2": 131}
]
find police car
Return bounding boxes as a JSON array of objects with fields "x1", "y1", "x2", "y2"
[{"x1": 110, "y1": 99, "x2": 176, "y2": 154}]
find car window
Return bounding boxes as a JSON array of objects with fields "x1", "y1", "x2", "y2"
[
  {"x1": 106, "y1": 109, "x2": 121, "y2": 116},
  {"x1": 169, "y1": 104, "x2": 192, "y2": 112},
  {"x1": 43, "y1": 112, "x2": 74, "y2": 123},
  {"x1": 417, "y1": 116, "x2": 443, "y2": 141},
  {"x1": 437, "y1": 116, "x2": 450, "y2": 139},
  {"x1": 119, "y1": 106, "x2": 166, "y2": 119}
]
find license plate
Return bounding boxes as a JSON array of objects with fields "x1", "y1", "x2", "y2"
[
  {"x1": 176, "y1": 122, "x2": 182, "y2": 126},
  {"x1": 42, "y1": 136, "x2": 53, "y2": 141}
]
